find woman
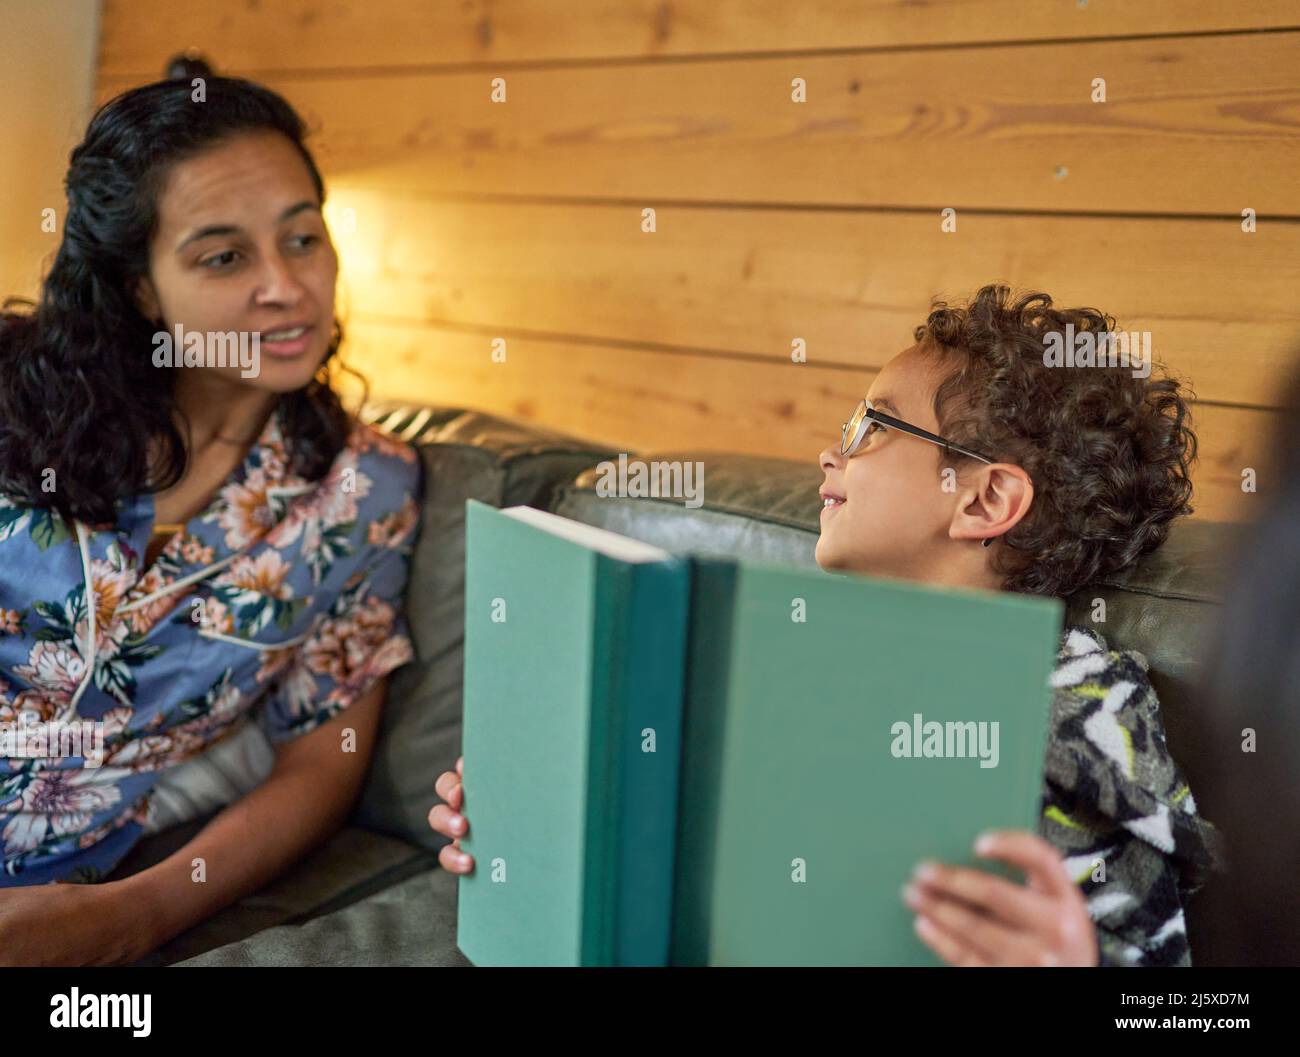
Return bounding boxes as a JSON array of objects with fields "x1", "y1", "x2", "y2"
[
  {"x1": 0, "y1": 71, "x2": 421, "y2": 965},
  {"x1": 430, "y1": 286, "x2": 1223, "y2": 967}
]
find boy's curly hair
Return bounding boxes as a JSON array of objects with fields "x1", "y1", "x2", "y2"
[{"x1": 915, "y1": 284, "x2": 1197, "y2": 599}]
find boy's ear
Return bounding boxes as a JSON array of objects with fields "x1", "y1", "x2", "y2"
[{"x1": 949, "y1": 463, "x2": 1034, "y2": 544}]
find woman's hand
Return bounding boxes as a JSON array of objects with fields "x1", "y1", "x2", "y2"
[
  {"x1": 428, "y1": 755, "x2": 474, "y2": 875},
  {"x1": 0, "y1": 879, "x2": 144, "y2": 966},
  {"x1": 902, "y1": 829, "x2": 1098, "y2": 966}
]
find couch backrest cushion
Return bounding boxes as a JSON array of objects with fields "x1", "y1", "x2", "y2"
[{"x1": 351, "y1": 407, "x2": 620, "y2": 849}]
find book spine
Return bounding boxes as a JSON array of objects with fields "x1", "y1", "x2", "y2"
[
  {"x1": 670, "y1": 558, "x2": 739, "y2": 966},
  {"x1": 612, "y1": 558, "x2": 689, "y2": 966}
]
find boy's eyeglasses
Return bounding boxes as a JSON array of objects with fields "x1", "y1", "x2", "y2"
[{"x1": 840, "y1": 398, "x2": 994, "y2": 464}]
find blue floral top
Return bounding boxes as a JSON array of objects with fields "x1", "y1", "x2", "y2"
[{"x1": 0, "y1": 408, "x2": 422, "y2": 885}]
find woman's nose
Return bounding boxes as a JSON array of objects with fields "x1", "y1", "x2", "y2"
[
  {"x1": 819, "y1": 443, "x2": 844, "y2": 471},
  {"x1": 254, "y1": 254, "x2": 307, "y2": 305}
]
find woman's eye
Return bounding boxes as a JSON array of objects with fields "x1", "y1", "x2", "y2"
[
  {"x1": 199, "y1": 236, "x2": 318, "y2": 271},
  {"x1": 865, "y1": 421, "x2": 886, "y2": 437},
  {"x1": 201, "y1": 250, "x2": 239, "y2": 270}
]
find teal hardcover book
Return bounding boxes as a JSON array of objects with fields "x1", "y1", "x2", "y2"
[
  {"x1": 456, "y1": 500, "x2": 690, "y2": 966},
  {"x1": 670, "y1": 558, "x2": 1063, "y2": 966},
  {"x1": 458, "y1": 506, "x2": 1063, "y2": 966}
]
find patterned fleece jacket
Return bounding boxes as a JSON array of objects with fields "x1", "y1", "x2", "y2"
[{"x1": 1039, "y1": 626, "x2": 1224, "y2": 967}]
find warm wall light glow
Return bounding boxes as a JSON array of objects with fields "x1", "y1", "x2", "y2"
[
  {"x1": 323, "y1": 185, "x2": 437, "y2": 409},
  {"x1": 323, "y1": 189, "x2": 383, "y2": 286}
]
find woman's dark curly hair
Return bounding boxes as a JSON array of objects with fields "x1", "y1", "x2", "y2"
[
  {"x1": 915, "y1": 284, "x2": 1197, "y2": 599},
  {"x1": 0, "y1": 63, "x2": 363, "y2": 528}
]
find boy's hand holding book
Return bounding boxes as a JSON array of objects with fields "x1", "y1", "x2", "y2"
[
  {"x1": 904, "y1": 830, "x2": 1098, "y2": 966},
  {"x1": 429, "y1": 756, "x2": 475, "y2": 875}
]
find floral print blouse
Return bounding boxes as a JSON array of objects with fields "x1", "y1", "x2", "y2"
[{"x1": 0, "y1": 408, "x2": 422, "y2": 885}]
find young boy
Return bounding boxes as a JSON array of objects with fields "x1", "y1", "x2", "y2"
[{"x1": 430, "y1": 284, "x2": 1223, "y2": 967}]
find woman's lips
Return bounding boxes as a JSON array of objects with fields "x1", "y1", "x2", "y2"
[
  {"x1": 258, "y1": 325, "x2": 314, "y2": 358},
  {"x1": 820, "y1": 493, "x2": 846, "y2": 516}
]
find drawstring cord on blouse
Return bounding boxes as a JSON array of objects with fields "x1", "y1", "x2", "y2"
[{"x1": 70, "y1": 521, "x2": 96, "y2": 711}]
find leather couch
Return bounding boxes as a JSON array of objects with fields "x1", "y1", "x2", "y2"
[{"x1": 120, "y1": 405, "x2": 1236, "y2": 966}]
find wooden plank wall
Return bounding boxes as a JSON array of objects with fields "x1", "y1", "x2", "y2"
[{"x1": 96, "y1": 1, "x2": 1300, "y2": 521}]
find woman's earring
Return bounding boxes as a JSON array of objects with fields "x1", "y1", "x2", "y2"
[{"x1": 982, "y1": 537, "x2": 994, "y2": 548}]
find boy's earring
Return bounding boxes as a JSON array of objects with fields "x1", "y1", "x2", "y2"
[{"x1": 982, "y1": 537, "x2": 994, "y2": 548}]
